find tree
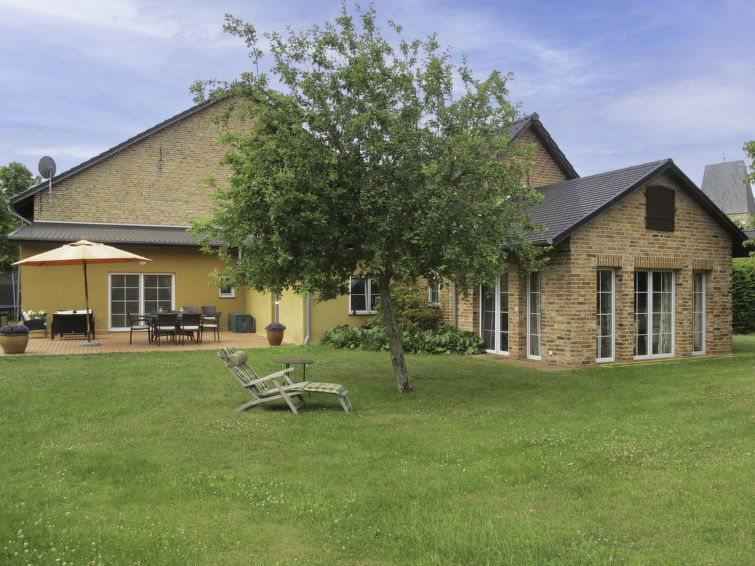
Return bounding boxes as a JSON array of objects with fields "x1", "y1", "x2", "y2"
[
  {"x1": 744, "y1": 141, "x2": 755, "y2": 186},
  {"x1": 0, "y1": 162, "x2": 38, "y2": 274},
  {"x1": 192, "y1": 5, "x2": 547, "y2": 393},
  {"x1": 743, "y1": 141, "x2": 755, "y2": 255}
]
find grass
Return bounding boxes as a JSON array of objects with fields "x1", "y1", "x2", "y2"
[{"x1": 0, "y1": 339, "x2": 753, "y2": 565}]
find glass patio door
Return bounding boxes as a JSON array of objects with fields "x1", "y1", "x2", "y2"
[
  {"x1": 480, "y1": 274, "x2": 509, "y2": 354},
  {"x1": 109, "y1": 273, "x2": 174, "y2": 330},
  {"x1": 634, "y1": 271, "x2": 674, "y2": 358}
]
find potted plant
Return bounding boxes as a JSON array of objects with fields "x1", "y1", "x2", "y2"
[
  {"x1": 265, "y1": 322, "x2": 286, "y2": 346},
  {"x1": 0, "y1": 324, "x2": 31, "y2": 354}
]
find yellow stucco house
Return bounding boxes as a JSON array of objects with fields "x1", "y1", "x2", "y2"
[{"x1": 8, "y1": 98, "x2": 362, "y2": 343}]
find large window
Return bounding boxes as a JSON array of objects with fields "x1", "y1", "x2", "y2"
[
  {"x1": 596, "y1": 269, "x2": 615, "y2": 362},
  {"x1": 693, "y1": 272, "x2": 705, "y2": 354},
  {"x1": 110, "y1": 273, "x2": 174, "y2": 330},
  {"x1": 349, "y1": 277, "x2": 380, "y2": 313},
  {"x1": 527, "y1": 271, "x2": 541, "y2": 359},
  {"x1": 480, "y1": 274, "x2": 509, "y2": 354},
  {"x1": 634, "y1": 271, "x2": 674, "y2": 358}
]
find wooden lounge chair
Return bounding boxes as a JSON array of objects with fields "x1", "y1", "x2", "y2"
[{"x1": 218, "y1": 346, "x2": 353, "y2": 414}]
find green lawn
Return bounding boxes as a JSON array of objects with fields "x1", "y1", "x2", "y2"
[{"x1": 1, "y1": 339, "x2": 753, "y2": 565}]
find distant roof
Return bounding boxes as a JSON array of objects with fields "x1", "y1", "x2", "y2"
[
  {"x1": 7, "y1": 221, "x2": 218, "y2": 248},
  {"x1": 9, "y1": 96, "x2": 228, "y2": 220},
  {"x1": 700, "y1": 161, "x2": 755, "y2": 216},
  {"x1": 525, "y1": 159, "x2": 747, "y2": 248},
  {"x1": 509, "y1": 113, "x2": 579, "y2": 181}
]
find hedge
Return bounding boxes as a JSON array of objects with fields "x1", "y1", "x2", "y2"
[{"x1": 733, "y1": 258, "x2": 755, "y2": 334}]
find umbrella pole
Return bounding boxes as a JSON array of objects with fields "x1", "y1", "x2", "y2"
[
  {"x1": 78, "y1": 261, "x2": 100, "y2": 347},
  {"x1": 83, "y1": 261, "x2": 91, "y2": 341}
]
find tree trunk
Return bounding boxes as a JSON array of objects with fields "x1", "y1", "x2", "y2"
[{"x1": 379, "y1": 273, "x2": 412, "y2": 393}]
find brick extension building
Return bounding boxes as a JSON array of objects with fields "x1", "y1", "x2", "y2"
[{"x1": 7, "y1": 99, "x2": 748, "y2": 364}]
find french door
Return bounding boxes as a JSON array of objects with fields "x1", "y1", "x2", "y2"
[
  {"x1": 596, "y1": 269, "x2": 615, "y2": 362},
  {"x1": 634, "y1": 271, "x2": 674, "y2": 358},
  {"x1": 480, "y1": 274, "x2": 509, "y2": 354},
  {"x1": 110, "y1": 273, "x2": 174, "y2": 330},
  {"x1": 527, "y1": 271, "x2": 541, "y2": 359}
]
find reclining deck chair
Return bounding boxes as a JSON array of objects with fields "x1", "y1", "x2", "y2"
[{"x1": 218, "y1": 346, "x2": 353, "y2": 413}]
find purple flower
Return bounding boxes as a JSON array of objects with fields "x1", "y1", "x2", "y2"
[
  {"x1": 0, "y1": 324, "x2": 30, "y2": 335},
  {"x1": 265, "y1": 322, "x2": 287, "y2": 331}
]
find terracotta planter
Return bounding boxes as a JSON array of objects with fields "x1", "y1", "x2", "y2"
[
  {"x1": 266, "y1": 330, "x2": 284, "y2": 346},
  {"x1": 1, "y1": 334, "x2": 30, "y2": 355}
]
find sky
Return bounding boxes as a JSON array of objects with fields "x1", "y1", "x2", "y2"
[{"x1": 1, "y1": 0, "x2": 753, "y2": 187}]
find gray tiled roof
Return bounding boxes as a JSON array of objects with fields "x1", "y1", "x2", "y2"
[
  {"x1": 7, "y1": 221, "x2": 215, "y2": 247},
  {"x1": 525, "y1": 159, "x2": 747, "y2": 246},
  {"x1": 700, "y1": 161, "x2": 755, "y2": 216}
]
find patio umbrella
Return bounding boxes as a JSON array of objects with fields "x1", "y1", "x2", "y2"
[{"x1": 13, "y1": 240, "x2": 151, "y2": 345}]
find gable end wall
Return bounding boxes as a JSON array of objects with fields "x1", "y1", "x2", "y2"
[
  {"x1": 33, "y1": 102, "x2": 243, "y2": 226},
  {"x1": 445, "y1": 172, "x2": 733, "y2": 366},
  {"x1": 518, "y1": 130, "x2": 570, "y2": 188}
]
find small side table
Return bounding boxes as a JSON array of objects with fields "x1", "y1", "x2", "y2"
[{"x1": 274, "y1": 358, "x2": 314, "y2": 382}]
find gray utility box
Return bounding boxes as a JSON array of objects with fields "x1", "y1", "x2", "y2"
[{"x1": 228, "y1": 313, "x2": 255, "y2": 333}]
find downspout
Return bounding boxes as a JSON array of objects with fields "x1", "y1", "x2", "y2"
[
  {"x1": 7, "y1": 204, "x2": 30, "y2": 226},
  {"x1": 451, "y1": 281, "x2": 458, "y2": 327},
  {"x1": 304, "y1": 292, "x2": 311, "y2": 345},
  {"x1": 8, "y1": 206, "x2": 30, "y2": 321}
]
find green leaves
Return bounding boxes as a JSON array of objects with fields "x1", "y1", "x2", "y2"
[
  {"x1": 191, "y1": 4, "x2": 548, "y2": 388},
  {"x1": 1, "y1": 162, "x2": 38, "y2": 274}
]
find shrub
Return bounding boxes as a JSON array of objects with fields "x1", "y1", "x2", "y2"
[
  {"x1": 732, "y1": 258, "x2": 755, "y2": 334},
  {"x1": 376, "y1": 283, "x2": 441, "y2": 333},
  {"x1": 321, "y1": 323, "x2": 485, "y2": 355}
]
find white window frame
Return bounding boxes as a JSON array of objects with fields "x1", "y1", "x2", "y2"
[
  {"x1": 596, "y1": 269, "x2": 615, "y2": 363},
  {"x1": 480, "y1": 275, "x2": 509, "y2": 355},
  {"x1": 527, "y1": 271, "x2": 542, "y2": 360},
  {"x1": 349, "y1": 277, "x2": 380, "y2": 314},
  {"x1": 428, "y1": 284, "x2": 440, "y2": 307},
  {"x1": 218, "y1": 276, "x2": 235, "y2": 298},
  {"x1": 634, "y1": 270, "x2": 675, "y2": 359},
  {"x1": 108, "y1": 273, "x2": 175, "y2": 331},
  {"x1": 692, "y1": 271, "x2": 706, "y2": 355}
]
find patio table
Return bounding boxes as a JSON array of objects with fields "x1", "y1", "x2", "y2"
[{"x1": 273, "y1": 358, "x2": 314, "y2": 382}]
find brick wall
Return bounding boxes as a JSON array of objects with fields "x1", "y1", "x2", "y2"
[
  {"x1": 518, "y1": 130, "x2": 569, "y2": 188},
  {"x1": 34, "y1": 100, "x2": 243, "y2": 225},
  {"x1": 445, "y1": 172, "x2": 734, "y2": 366}
]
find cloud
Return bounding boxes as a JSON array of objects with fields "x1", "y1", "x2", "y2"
[{"x1": 0, "y1": 0, "x2": 181, "y2": 38}]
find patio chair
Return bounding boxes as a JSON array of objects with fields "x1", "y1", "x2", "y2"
[
  {"x1": 154, "y1": 312, "x2": 178, "y2": 346},
  {"x1": 177, "y1": 312, "x2": 202, "y2": 344},
  {"x1": 22, "y1": 311, "x2": 48, "y2": 338},
  {"x1": 218, "y1": 346, "x2": 353, "y2": 413},
  {"x1": 127, "y1": 312, "x2": 151, "y2": 344},
  {"x1": 203, "y1": 311, "x2": 221, "y2": 342},
  {"x1": 182, "y1": 306, "x2": 198, "y2": 313}
]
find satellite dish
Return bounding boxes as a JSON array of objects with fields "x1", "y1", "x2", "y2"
[{"x1": 38, "y1": 156, "x2": 56, "y2": 179}]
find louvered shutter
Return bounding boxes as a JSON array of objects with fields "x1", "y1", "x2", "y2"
[{"x1": 646, "y1": 186, "x2": 675, "y2": 231}]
